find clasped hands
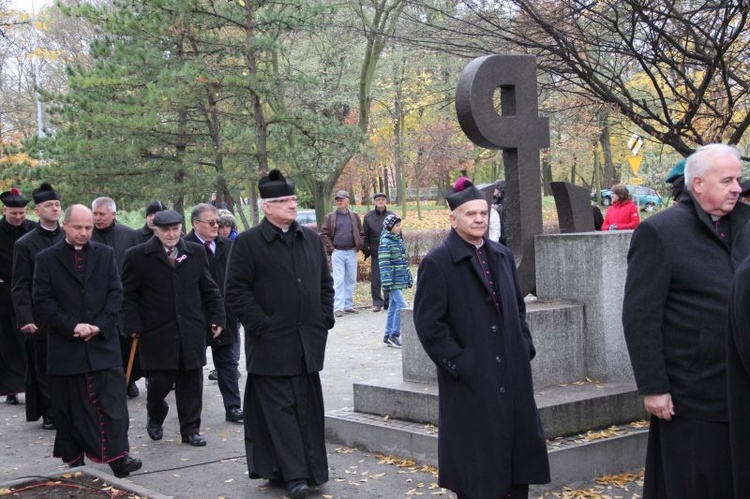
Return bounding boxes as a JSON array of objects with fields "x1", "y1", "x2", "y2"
[{"x1": 73, "y1": 323, "x2": 100, "y2": 341}]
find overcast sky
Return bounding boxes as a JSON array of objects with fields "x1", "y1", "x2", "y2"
[{"x1": 10, "y1": 0, "x2": 53, "y2": 13}]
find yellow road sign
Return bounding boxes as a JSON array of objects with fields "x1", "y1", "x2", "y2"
[
  {"x1": 630, "y1": 177, "x2": 644, "y2": 185},
  {"x1": 627, "y1": 155, "x2": 643, "y2": 175}
]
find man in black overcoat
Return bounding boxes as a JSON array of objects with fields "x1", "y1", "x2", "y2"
[
  {"x1": 623, "y1": 144, "x2": 750, "y2": 498},
  {"x1": 413, "y1": 178, "x2": 549, "y2": 499},
  {"x1": 33, "y1": 204, "x2": 141, "y2": 477},
  {"x1": 11, "y1": 182, "x2": 64, "y2": 429},
  {"x1": 120, "y1": 209, "x2": 225, "y2": 447},
  {"x1": 185, "y1": 203, "x2": 243, "y2": 423},
  {"x1": 225, "y1": 170, "x2": 334, "y2": 499},
  {"x1": 362, "y1": 193, "x2": 393, "y2": 312},
  {"x1": 727, "y1": 254, "x2": 750, "y2": 499},
  {"x1": 0, "y1": 188, "x2": 36, "y2": 405},
  {"x1": 0, "y1": 187, "x2": 36, "y2": 405},
  {"x1": 91, "y1": 196, "x2": 141, "y2": 398}
]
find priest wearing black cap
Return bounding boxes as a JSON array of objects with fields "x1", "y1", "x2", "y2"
[
  {"x1": 11, "y1": 182, "x2": 64, "y2": 430},
  {"x1": 120, "y1": 209, "x2": 225, "y2": 447},
  {"x1": 0, "y1": 188, "x2": 37, "y2": 405},
  {"x1": 225, "y1": 170, "x2": 334, "y2": 499},
  {"x1": 413, "y1": 177, "x2": 550, "y2": 499},
  {"x1": 32, "y1": 204, "x2": 142, "y2": 477}
]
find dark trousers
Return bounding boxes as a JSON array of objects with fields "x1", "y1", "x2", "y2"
[
  {"x1": 369, "y1": 255, "x2": 388, "y2": 308},
  {"x1": 644, "y1": 415, "x2": 733, "y2": 499},
  {"x1": 211, "y1": 341, "x2": 241, "y2": 410},
  {"x1": 0, "y1": 315, "x2": 26, "y2": 395},
  {"x1": 25, "y1": 337, "x2": 52, "y2": 421},
  {"x1": 147, "y1": 368, "x2": 203, "y2": 438}
]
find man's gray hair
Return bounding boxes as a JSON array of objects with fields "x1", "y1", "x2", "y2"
[
  {"x1": 190, "y1": 203, "x2": 218, "y2": 224},
  {"x1": 91, "y1": 196, "x2": 116, "y2": 212},
  {"x1": 684, "y1": 144, "x2": 740, "y2": 191},
  {"x1": 217, "y1": 210, "x2": 236, "y2": 228}
]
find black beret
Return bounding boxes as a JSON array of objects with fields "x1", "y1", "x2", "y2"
[
  {"x1": 0, "y1": 187, "x2": 30, "y2": 208},
  {"x1": 152, "y1": 209, "x2": 182, "y2": 227},
  {"x1": 32, "y1": 182, "x2": 61, "y2": 205},
  {"x1": 259, "y1": 169, "x2": 295, "y2": 199},
  {"x1": 145, "y1": 200, "x2": 167, "y2": 216},
  {"x1": 373, "y1": 192, "x2": 386, "y2": 200},
  {"x1": 446, "y1": 177, "x2": 486, "y2": 211}
]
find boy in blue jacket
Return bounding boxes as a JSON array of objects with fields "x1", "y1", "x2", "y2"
[{"x1": 378, "y1": 214, "x2": 413, "y2": 348}]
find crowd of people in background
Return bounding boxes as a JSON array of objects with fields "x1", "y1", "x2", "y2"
[{"x1": 6, "y1": 144, "x2": 750, "y2": 498}]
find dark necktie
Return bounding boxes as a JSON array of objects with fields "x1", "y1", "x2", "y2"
[{"x1": 167, "y1": 247, "x2": 178, "y2": 266}]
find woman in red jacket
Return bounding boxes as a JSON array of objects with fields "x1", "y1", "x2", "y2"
[{"x1": 602, "y1": 184, "x2": 640, "y2": 230}]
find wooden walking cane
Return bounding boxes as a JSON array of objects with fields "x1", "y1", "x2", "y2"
[{"x1": 125, "y1": 336, "x2": 139, "y2": 386}]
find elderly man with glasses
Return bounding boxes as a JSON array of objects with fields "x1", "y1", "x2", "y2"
[
  {"x1": 225, "y1": 170, "x2": 334, "y2": 499},
  {"x1": 185, "y1": 203, "x2": 243, "y2": 424}
]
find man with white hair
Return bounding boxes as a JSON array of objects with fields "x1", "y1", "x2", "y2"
[
  {"x1": 91, "y1": 197, "x2": 141, "y2": 398},
  {"x1": 623, "y1": 144, "x2": 750, "y2": 498}
]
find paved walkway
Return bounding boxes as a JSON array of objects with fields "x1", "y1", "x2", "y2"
[{"x1": 0, "y1": 309, "x2": 642, "y2": 498}]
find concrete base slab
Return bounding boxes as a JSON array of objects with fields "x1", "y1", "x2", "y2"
[
  {"x1": 352, "y1": 378, "x2": 647, "y2": 438},
  {"x1": 325, "y1": 408, "x2": 647, "y2": 491}
]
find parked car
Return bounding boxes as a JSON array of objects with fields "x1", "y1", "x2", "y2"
[
  {"x1": 296, "y1": 209, "x2": 318, "y2": 230},
  {"x1": 595, "y1": 185, "x2": 662, "y2": 212}
]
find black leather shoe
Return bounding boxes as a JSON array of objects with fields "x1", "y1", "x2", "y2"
[
  {"x1": 127, "y1": 381, "x2": 139, "y2": 398},
  {"x1": 286, "y1": 480, "x2": 310, "y2": 499},
  {"x1": 225, "y1": 407, "x2": 244, "y2": 423},
  {"x1": 109, "y1": 455, "x2": 142, "y2": 478},
  {"x1": 6, "y1": 394, "x2": 19, "y2": 405},
  {"x1": 42, "y1": 416, "x2": 55, "y2": 430},
  {"x1": 69, "y1": 455, "x2": 85, "y2": 468},
  {"x1": 208, "y1": 369, "x2": 218, "y2": 381},
  {"x1": 146, "y1": 419, "x2": 163, "y2": 441},
  {"x1": 183, "y1": 433, "x2": 207, "y2": 447}
]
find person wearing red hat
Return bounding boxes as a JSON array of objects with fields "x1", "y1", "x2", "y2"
[
  {"x1": 0, "y1": 188, "x2": 37, "y2": 405},
  {"x1": 413, "y1": 177, "x2": 550, "y2": 499}
]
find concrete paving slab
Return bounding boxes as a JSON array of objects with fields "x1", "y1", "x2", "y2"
[{"x1": 0, "y1": 308, "x2": 644, "y2": 498}]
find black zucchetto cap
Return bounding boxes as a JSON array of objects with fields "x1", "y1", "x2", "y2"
[
  {"x1": 446, "y1": 177, "x2": 486, "y2": 211},
  {"x1": 32, "y1": 182, "x2": 60, "y2": 205},
  {"x1": 145, "y1": 200, "x2": 167, "y2": 216},
  {"x1": 0, "y1": 187, "x2": 29, "y2": 208},
  {"x1": 258, "y1": 169, "x2": 295, "y2": 199},
  {"x1": 152, "y1": 209, "x2": 182, "y2": 227}
]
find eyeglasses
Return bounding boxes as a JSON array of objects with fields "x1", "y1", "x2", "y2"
[
  {"x1": 196, "y1": 219, "x2": 219, "y2": 226},
  {"x1": 266, "y1": 197, "x2": 298, "y2": 205}
]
